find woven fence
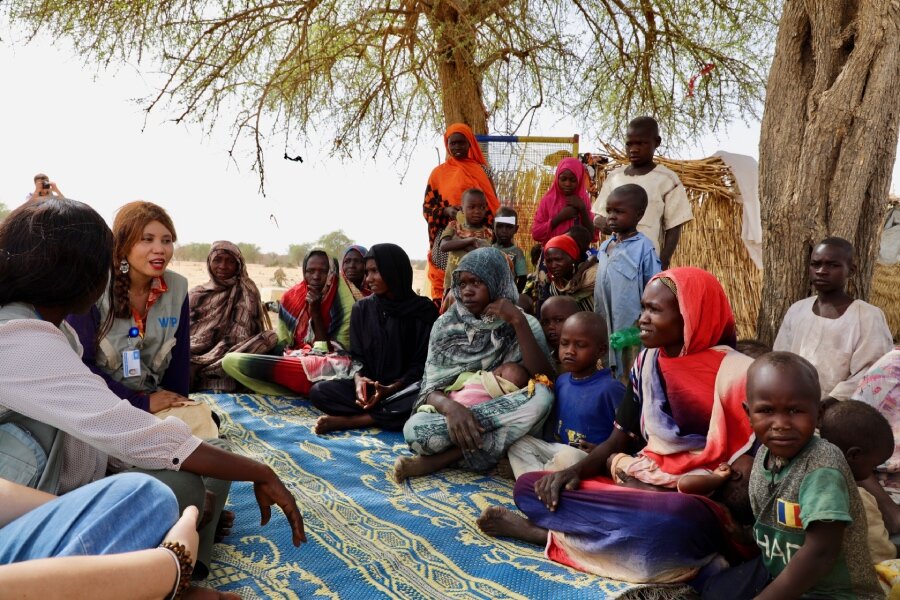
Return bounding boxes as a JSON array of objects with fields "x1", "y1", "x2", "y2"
[
  {"x1": 477, "y1": 135, "x2": 578, "y2": 260},
  {"x1": 872, "y1": 262, "x2": 900, "y2": 341}
]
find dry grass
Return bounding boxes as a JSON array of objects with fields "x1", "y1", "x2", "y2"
[{"x1": 871, "y1": 262, "x2": 900, "y2": 341}]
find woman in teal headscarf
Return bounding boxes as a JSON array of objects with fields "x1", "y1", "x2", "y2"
[{"x1": 394, "y1": 247, "x2": 555, "y2": 482}]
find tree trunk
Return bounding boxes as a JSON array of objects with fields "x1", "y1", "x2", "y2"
[
  {"x1": 429, "y1": 1, "x2": 489, "y2": 134},
  {"x1": 757, "y1": 0, "x2": 900, "y2": 344}
]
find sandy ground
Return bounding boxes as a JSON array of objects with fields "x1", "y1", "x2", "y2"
[{"x1": 169, "y1": 261, "x2": 429, "y2": 299}]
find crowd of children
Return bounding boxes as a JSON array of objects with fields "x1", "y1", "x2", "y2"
[
  {"x1": 2, "y1": 114, "x2": 899, "y2": 599},
  {"x1": 418, "y1": 117, "x2": 898, "y2": 597}
]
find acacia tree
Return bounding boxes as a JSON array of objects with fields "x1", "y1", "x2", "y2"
[
  {"x1": 3, "y1": 0, "x2": 775, "y2": 182},
  {"x1": 756, "y1": 0, "x2": 900, "y2": 343}
]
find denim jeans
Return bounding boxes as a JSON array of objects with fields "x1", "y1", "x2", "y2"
[
  {"x1": 0, "y1": 472, "x2": 178, "y2": 563},
  {"x1": 127, "y1": 437, "x2": 233, "y2": 577}
]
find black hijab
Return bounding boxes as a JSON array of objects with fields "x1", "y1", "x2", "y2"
[{"x1": 366, "y1": 244, "x2": 437, "y2": 321}]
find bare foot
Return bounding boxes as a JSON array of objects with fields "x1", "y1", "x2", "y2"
[
  {"x1": 477, "y1": 506, "x2": 547, "y2": 545},
  {"x1": 392, "y1": 456, "x2": 426, "y2": 483},
  {"x1": 616, "y1": 470, "x2": 672, "y2": 492},
  {"x1": 184, "y1": 586, "x2": 241, "y2": 599},
  {"x1": 314, "y1": 413, "x2": 375, "y2": 434},
  {"x1": 214, "y1": 510, "x2": 235, "y2": 543},
  {"x1": 392, "y1": 447, "x2": 465, "y2": 484}
]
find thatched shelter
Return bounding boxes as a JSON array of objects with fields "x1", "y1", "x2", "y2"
[
  {"x1": 597, "y1": 150, "x2": 762, "y2": 339},
  {"x1": 870, "y1": 197, "x2": 900, "y2": 341}
]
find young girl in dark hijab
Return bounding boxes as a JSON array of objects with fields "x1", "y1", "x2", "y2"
[{"x1": 310, "y1": 244, "x2": 438, "y2": 434}]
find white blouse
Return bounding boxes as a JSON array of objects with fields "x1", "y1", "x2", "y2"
[
  {"x1": 0, "y1": 316, "x2": 201, "y2": 493},
  {"x1": 774, "y1": 297, "x2": 893, "y2": 400}
]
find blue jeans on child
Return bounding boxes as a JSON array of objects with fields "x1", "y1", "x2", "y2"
[{"x1": 0, "y1": 472, "x2": 178, "y2": 563}]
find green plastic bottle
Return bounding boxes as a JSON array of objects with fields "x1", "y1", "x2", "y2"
[{"x1": 609, "y1": 326, "x2": 641, "y2": 350}]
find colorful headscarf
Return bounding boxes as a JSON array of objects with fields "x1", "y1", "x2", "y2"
[
  {"x1": 277, "y1": 250, "x2": 340, "y2": 348},
  {"x1": 189, "y1": 241, "x2": 271, "y2": 360},
  {"x1": 549, "y1": 157, "x2": 590, "y2": 205},
  {"x1": 340, "y1": 244, "x2": 370, "y2": 301},
  {"x1": 649, "y1": 267, "x2": 737, "y2": 357},
  {"x1": 545, "y1": 234, "x2": 581, "y2": 262},
  {"x1": 635, "y1": 267, "x2": 752, "y2": 476},
  {"x1": 430, "y1": 123, "x2": 500, "y2": 216},
  {"x1": 531, "y1": 157, "x2": 594, "y2": 243}
]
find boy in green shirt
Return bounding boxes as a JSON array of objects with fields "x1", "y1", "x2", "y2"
[
  {"x1": 492, "y1": 207, "x2": 527, "y2": 292},
  {"x1": 703, "y1": 351, "x2": 882, "y2": 599}
]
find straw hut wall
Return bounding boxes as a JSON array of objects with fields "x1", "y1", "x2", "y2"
[
  {"x1": 597, "y1": 149, "x2": 763, "y2": 340},
  {"x1": 871, "y1": 263, "x2": 900, "y2": 341}
]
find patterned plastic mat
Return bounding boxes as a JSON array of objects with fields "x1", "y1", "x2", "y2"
[{"x1": 201, "y1": 393, "x2": 642, "y2": 599}]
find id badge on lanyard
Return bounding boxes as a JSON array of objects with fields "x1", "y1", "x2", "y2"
[{"x1": 122, "y1": 326, "x2": 142, "y2": 378}]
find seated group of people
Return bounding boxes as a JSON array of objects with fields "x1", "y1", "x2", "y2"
[
  {"x1": 0, "y1": 121, "x2": 900, "y2": 598},
  {"x1": 1, "y1": 189, "x2": 899, "y2": 600}
]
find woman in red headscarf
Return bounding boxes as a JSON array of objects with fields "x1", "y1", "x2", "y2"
[
  {"x1": 542, "y1": 234, "x2": 597, "y2": 312},
  {"x1": 479, "y1": 267, "x2": 756, "y2": 584},
  {"x1": 531, "y1": 157, "x2": 596, "y2": 244},
  {"x1": 423, "y1": 123, "x2": 500, "y2": 301}
]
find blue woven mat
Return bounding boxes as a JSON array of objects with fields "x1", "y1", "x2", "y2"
[{"x1": 201, "y1": 393, "x2": 641, "y2": 599}]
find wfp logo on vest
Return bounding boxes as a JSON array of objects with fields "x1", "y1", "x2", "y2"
[{"x1": 158, "y1": 317, "x2": 178, "y2": 328}]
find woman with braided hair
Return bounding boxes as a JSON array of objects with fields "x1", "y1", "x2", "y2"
[{"x1": 67, "y1": 201, "x2": 191, "y2": 415}]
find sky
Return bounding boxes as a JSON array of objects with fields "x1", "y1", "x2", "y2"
[{"x1": 2, "y1": 30, "x2": 898, "y2": 260}]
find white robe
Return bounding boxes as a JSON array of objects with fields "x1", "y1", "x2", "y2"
[{"x1": 774, "y1": 296, "x2": 893, "y2": 400}]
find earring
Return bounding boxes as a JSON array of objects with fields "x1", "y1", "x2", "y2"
[
  {"x1": 119, "y1": 259, "x2": 130, "y2": 274},
  {"x1": 596, "y1": 358, "x2": 604, "y2": 369}
]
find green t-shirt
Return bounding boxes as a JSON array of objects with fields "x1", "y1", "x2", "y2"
[
  {"x1": 493, "y1": 243, "x2": 528, "y2": 277},
  {"x1": 749, "y1": 437, "x2": 882, "y2": 599}
]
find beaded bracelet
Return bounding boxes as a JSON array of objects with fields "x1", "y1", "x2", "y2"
[{"x1": 160, "y1": 541, "x2": 194, "y2": 600}]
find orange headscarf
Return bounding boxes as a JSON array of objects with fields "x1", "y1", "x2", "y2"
[{"x1": 428, "y1": 123, "x2": 500, "y2": 215}]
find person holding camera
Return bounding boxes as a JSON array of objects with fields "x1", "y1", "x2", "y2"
[{"x1": 25, "y1": 173, "x2": 64, "y2": 203}]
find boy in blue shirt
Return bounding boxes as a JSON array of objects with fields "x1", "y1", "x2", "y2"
[
  {"x1": 593, "y1": 184, "x2": 661, "y2": 377},
  {"x1": 506, "y1": 312, "x2": 625, "y2": 479}
]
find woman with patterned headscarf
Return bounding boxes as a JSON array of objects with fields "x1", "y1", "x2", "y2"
[
  {"x1": 423, "y1": 123, "x2": 500, "y2": 301},
  {"x1": 189, "y1": 241, "x2": 276, "y2": 392},
  {"x1": 543, "y1": 234, "x2": 597, "y2": 312},
  {"x1": 394, "y1": 247, "x2": 555, "y2": 483}
]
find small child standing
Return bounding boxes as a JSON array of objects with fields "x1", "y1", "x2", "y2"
[
  {"x1": 507, "y1": 312, "x2": 625, "y2": 479},
  {"x1": 703, "y1": 352, "x2": 882, "y2": 599},
  {"x1": 820, "y1": 400, "x2": 898, "y2": 563},
  {"x1": 592, "y1": 116, "x2": 693, "y2": 269},
  {"x1": 439, "y1": 188, "x2": 494, "y2": 293},
  {"x1": 531, "y1": 157, "x2": 596, "y2": 244},
  {"x1": 774, "y1": 236, "x2": 892, "y2": 401},
  {"x1": 592, "y1": 184, "x2": 661, "y2": 377},
  {"x1": 492, "y1": 207, "x2": 528, "y2": 292}
]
